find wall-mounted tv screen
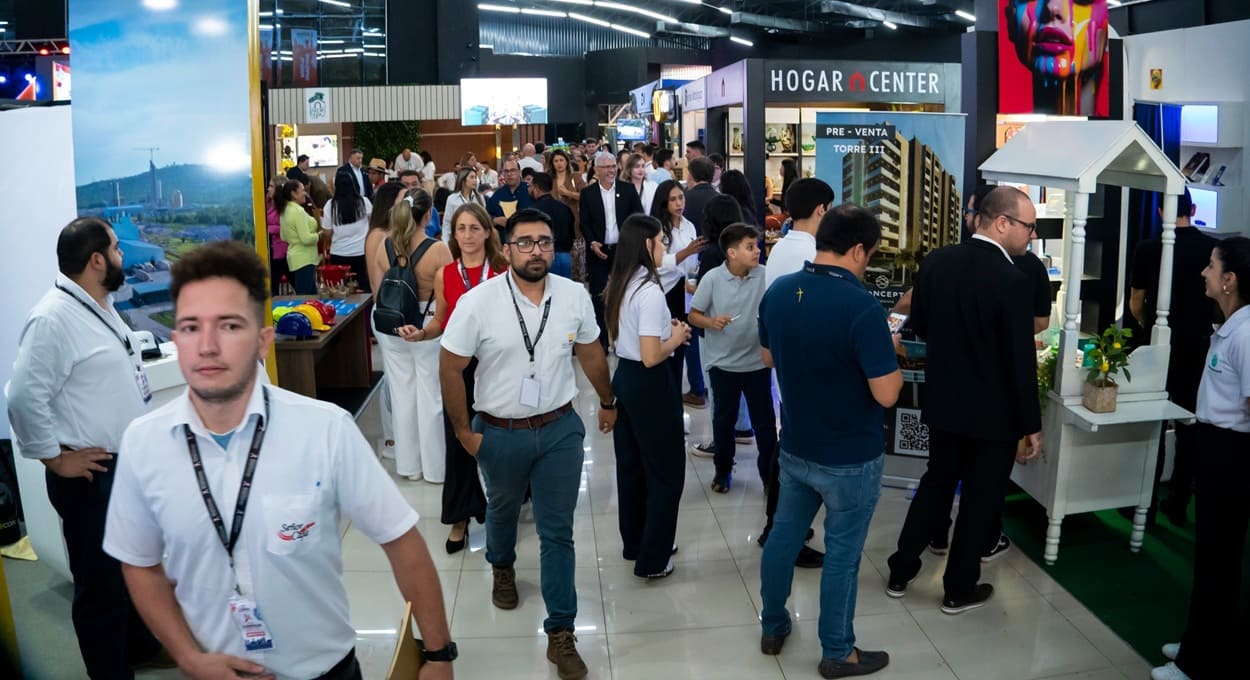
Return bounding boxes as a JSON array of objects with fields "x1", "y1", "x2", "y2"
[
  {"x1": 460, "y1": 77, "x2": 548, "y2": 126},
  {"x1": 297, "y1": 134, "x2": 339, "y2": 168},
  {"x1": 616, "y1": 118, "x2": 648, "y2": 141}
]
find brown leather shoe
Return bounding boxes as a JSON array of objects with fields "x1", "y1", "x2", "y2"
[
  {"x1": 492, "y1": 565, "x2": 518, "y2": 610},
  {"x1": 546, "y1": 629, "x2": 589, "y2": 679}
]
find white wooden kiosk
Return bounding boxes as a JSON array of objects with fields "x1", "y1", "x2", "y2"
[{"x1": 979, "y1": 120, "x2": 1196, "y2": 565}]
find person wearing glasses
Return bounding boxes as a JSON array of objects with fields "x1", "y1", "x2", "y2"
[
  {"x1": 885, "y1": 186, "x2": 1043, "y2": 615},
  {"x1": 439, "y1": 208, "x2": 617, "y2": 680},
  {"x1": 486, "y1": 157, "x2": 533, "y2": 232},
  {"x1": 580, "y1": 151, "x2": 645, "y2": 351}
]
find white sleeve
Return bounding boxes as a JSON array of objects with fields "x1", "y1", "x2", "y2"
[
  {"x1": 575, "y1": 286, "x2": 600, "y2": 344},
  {"x1": 332, "y1": 412, "x2": 419, "y2": 544},
  {"x1": 7, "y1": 315, "x2": 72, "y2": 459},
  {"x1": 636, "y1": 284, "x2": 669, "y2": 338},
  {"x1": 321, "y1": 201, "x2": 334, "y2": 231},
  {"x1": 103, "y1": 426, "x2": 165, "y2": 567},
  {"x1": 676, "y1": 221, "x2": 700, "y2": 277},
  {"x1": 1232, "y1": 329, "x2": 1250, "y2": 400},
  {"x1": 440, "y1": 290, "x2": 480, "y2": 357}
]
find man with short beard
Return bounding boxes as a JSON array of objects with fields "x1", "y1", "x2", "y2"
[
  {"x1": 9, "y1": 217, "x2": 167, "y2": 677},
  {"x1": 439, "y1": 208, "x2": 617, "y2": 680}
]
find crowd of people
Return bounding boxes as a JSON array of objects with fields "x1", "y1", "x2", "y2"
[{"x1": 8, "y1": 133, "x2": 1249, "y2": 680}]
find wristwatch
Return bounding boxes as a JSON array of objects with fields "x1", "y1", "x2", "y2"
[
  {"x1": 600, "y1": 396, "x2": 617, "y2": 410},
  {"x1": 419, "y1": 640, "x2": 458, "y2": 663}
]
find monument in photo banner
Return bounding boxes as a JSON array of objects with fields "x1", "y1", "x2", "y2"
[
  {"x1": 814, "y1": 112, "x2": 966, "y2": 287},
  {"x1": 69, "y1": 0, "x2": 258, "y2": 342}
]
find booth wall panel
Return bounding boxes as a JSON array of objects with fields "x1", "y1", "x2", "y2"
[{"x1": 268, "y1": 85, "x2": 460, "y2": 124}]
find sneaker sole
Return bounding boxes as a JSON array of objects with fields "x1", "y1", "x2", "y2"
[
  {"x1": 928, "y1": 546, "x2": 949, "y2": 556},
  {"x1": 691, "y1": 448, "x2": 715, "y2": 458},
  {"x1": 885, "y1": 587, "x2": 907, "y2": 599},
  {"x1": 546, "y1": 655, "x2": 588, "y2": 680},
  {"x1": 981, "y1": 544, "x2": 1011, "y2": 563},
  {"x1": 493, "y1": 597, "x2": 518, "y2": 610},
  {"x1": 940, "y1": 600, "x2": 989, "y2": 615}
]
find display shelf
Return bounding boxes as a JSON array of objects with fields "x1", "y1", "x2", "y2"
[
  {"x1": 1181, "y1": 142, "x2": 1240, "y2": 149},
  {"x1": 1061, "y1": 399, "x2": 1194, "y2": 433},
  {"x1": 766, "y1": 152, "x2": 799, "y2": 157}
]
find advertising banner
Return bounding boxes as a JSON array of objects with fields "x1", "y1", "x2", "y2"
[
  {"x1": 305, "y1": 88, "x2": 331, "y2": 124},
  {"x1": 765, "y1": 60, "x2": 948, "y2": 105},
  {"x1": 998, "y1": 0, "x2": 1110, "y2": 117},
  {"x1": 290, "y1": 28, "x2": 319, "y2": 87},
  {"x1": 706, "y1": 60, "x2": 745, "y2": 109},
  {"x1": 815, "y1": 112, "x2": 966, "y2": 285},
  {"x1": 69, "y1": 0, "x2": 257, "y2": 341},
  {"x1": 260, "y1": 27, "x2": 276, "y2": 87},
  {"x1": 679, "y1": 77, "x2": 706, "y2": 112}
]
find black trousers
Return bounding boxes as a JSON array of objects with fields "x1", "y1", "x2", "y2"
[
  {"x1": 1176, "y1": 423, "x2": 1250, "y2": 679},
  {"x1": 887, "y1": 429, "x2": 1017, "y2": 600},
  {"x1": 1152, "y1": 340, "x2": 1208, "y2": 515},
  {"x1": 46, "y1": 464, "x2": 160, "y2": 679},
  {"x1": 442, "y1": 359, "x2": 487, "y2": 526},
  {"x1": 314, "y1": 649, "x2": 362, "y2": 680},
  {"x1": 932, "y1": 497, "x2": 1004, "y2": 555},
  {"x1": 708, "y1": 367, "x2": 777, "y2": 481},
  {"x1": 586, "y1": 247, "x2": 615, "y2": 350},
  {"x1": 612, "y1": 358, "x2": 685, "y2": 576}
]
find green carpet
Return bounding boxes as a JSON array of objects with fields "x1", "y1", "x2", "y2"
[{"x1": 999, "y1": 490, "x2": 1202, "y2": 666}]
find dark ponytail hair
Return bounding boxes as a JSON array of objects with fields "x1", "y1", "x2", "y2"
[
  {"x1": 1215, "y1": 235, "x2": 1250, "y2": 309},
  {"x1": 274, "y1": 179, "x2": 303, "y2": 215},
  {"x1": 649, "y1": 179, "x2": 683, "y2": 246},
  {"x1": 604, "y1": 214, "x2": 664, "y2": 344},
  {"x1": 702, "y1": 194, "x2": 744, "y2": 245}
]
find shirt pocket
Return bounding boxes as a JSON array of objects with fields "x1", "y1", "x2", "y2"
[{"x1": 262, "y1": 492, "x2": 323, "y2": 556}]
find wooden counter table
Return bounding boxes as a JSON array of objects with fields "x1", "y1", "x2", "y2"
[{"x1": 272, "y1": 294, "x2": 376, "y2": 408}]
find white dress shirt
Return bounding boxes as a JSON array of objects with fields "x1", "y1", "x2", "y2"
[
  {"x1": 971, "y1": 233, "x2": 1014, "y2": 263},
  {"x1": 764, "y1": 229, "x2": 816, "y2": 289},
  {"x1": 442, "y1": 191, "x2": 485, "y2": 240},
  {"x1": 350, "y1": 165, "x2": 366, "y2": 196},
  {"x1": 8, "y1": 274, "x2": 150, "y2": 459},
  {"x1": 423, "y1": 161, "x2": 437, "y2": 181},
  {"x1": 103, "y1": 379, "x2": 419, "y2": 680},
  {"x1": 437, "y1": 172, "x2": 457, "y2": 192},
  {"x1": 614, "y1": 268, "x2": 672, "y2": 362},
  {"x1": 518, "y1": 156, "x2": 544, "y2": 174},
  {"x1": 441, "y1": 272, "x2": 599, "y2": 418},
  {"x1": 637, "y1": 180, "x2": 657, "y2": 217},
  {"x1": 1198, "y1": 305, "x2": 1250, "y2": 432},
  {"x1": 394, "y1": 154, "x2": 422, "y2": 174},
  {"x1": 658, "y1": 216, "x2": 700, "y2": 293},
  {"x1": 321, "y1": 197, "x2": 372, "y2": 257},
  {"x1": 600, "y1": 181, "x2": 620, "y2": 245}
]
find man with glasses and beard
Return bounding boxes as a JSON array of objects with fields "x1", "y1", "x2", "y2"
[
  {"x1": 440, "y1": 208, "x2": 617, "y2": 680},
  {"x1": 9, "y1": 217, "x2": 168, "y2": 677}
]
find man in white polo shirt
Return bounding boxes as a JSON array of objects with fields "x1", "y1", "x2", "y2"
[
  {"x1": 103, "y1": 241, "x2": 454, "y2": 680},
  {"x1": 440, "y1": 208, "x2": 617, "y2": 680}
]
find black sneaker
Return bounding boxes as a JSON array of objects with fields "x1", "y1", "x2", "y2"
[
  {"x1": 711, "y1": 472, "x2": 732, "y2": 493},
  {"x1": 795, "y1": 545, "x2": 824, "y2": 569},
  {"x1": 760, "y1": 630, "x2": 789, "y2": 655},
  {"x1": 885, "y1": 575, "x2": 914, "y2": 599},
  {"x1": 692, "y1": 441, "x2": 716, "y2": 458},
  {"x1": 818, "y1": 648, "x2": 890, "y2": 678},
  {"x1": 981, "y1": 534, "x2": 1011, "y2": 563},
  {"x1": 941, "y1": 583, "x2": 994, "y2": 615},
  {"x1": 928, "y1": 536, "x2": 949, "y2": 556},
  {"x1": 641, "y1": 559, "x2": 675, "y2": 580}
]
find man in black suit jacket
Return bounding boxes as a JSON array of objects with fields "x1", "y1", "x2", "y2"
[
  {"x1": 683, "y1": 156, "x2": 720, "y2": 236},
  {"x1": 580, "y1": 152, "x2": 644, "y2": 349},
  {"x1": 338, "y1": 148, "x2": 372, "y2": 199},
  {"x1": 886, "y1": 186, "x2": 1042, "y2": 615}
]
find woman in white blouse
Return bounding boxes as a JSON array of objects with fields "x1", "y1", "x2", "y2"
[
  {"x1": 441, "y1": 167, "x2": 485, "y2": 239},
  {"x1": 322, "y1": 170, "x2": 374, "y2": 292},
  {"x1": 648, "y1": 179, "x2": 707, "y2": 382},
  {"x1": 622, "y1": 153, "x2": 656, "y2": 219},
  {"x1": 604, "y1": 214, "x2": 692, "y2": 580}
]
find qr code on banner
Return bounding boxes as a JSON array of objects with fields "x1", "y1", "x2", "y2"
[{"x1": 894, "y1": 408, "x2": 929, "y2": 457}]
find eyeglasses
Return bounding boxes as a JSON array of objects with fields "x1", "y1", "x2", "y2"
[
  {"x1": 509, "y1": 237, "x2": 555, "y2": 252},
  {"x1": 998, "y1": 214, "x2": 1037, "y2": 233}
]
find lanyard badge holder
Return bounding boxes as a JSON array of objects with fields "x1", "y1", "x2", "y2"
[
  {"x1": 56, "y1": 285, "x2": 152, "y2": 404},
  {"x1": 507, "y1": 276, "x2": 550, "y2": 409},
  {"x1": 186, "y1": 389, "x2": 275, "y2": 652}
]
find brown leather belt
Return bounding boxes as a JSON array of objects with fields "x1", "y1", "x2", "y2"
[{"x1": 479, "y1": 402, "x2": 573, "y2": 430}]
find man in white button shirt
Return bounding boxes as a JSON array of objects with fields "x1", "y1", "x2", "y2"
[
  {"x1": 394, "y1": 147, "x2": 423, "y2": 176},
  {"x1": 103, "y1": 241, "x2": 454, "y2": 680},
  {"x1": 517, "y1": 142, "x2": 544, "y2": 174},
  {"x1": 8, "y1": 217, "x2": 165, "y2": 678},
  {"x1": 440, "y1": 208, "x2": 617, "y2": 680},
  {"x1": 580, "y1": 152, "x2": 645, "y2": 350}
]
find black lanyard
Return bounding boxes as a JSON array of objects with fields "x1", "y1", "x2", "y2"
[
  {"x1": 505, "y1": 275, "x2": 551, "y2": 367},
  {"x1": 56, "y1": 284, "x2": 133, "y2": 356},
  {"x1": 458, "y1": 260, "x2": 490, "y2": 292},
  {"x1": 184, "y1": 389, "x2": 270, "y2": 594}
]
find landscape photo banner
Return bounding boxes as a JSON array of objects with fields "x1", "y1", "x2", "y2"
[
  {"x1": 815, "y1": 111, "x2": 966, "y2": 286},
  {"x1": 69, "y1": 0, "x2": 257, "y2": 341}
]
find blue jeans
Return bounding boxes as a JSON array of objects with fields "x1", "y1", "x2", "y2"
[
  {"x1": 684, "y1": 332, "x2": 705, "y2": 395},
  {"x1": 761, "y1": 451, "x2": 883, "y2": 660},
  {"x1": 473, "y1": 409, "x2": 586, "y2": 632},
  {"x1": 551, "y1": 251, "x2": 573, "y2": 279}
]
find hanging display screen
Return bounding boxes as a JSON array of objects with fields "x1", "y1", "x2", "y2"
[{"x1": 460, "y1": 78, "x2": 548, "y2": 125}]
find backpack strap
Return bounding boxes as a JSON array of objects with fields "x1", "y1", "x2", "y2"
[
  {"x1": 406, "y1": 238, "x2": 439, "y2": 329},
  {"x1": 385, "y1": 238, "x2": 401, "y2": 267}
]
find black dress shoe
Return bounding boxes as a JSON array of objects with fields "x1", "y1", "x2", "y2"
[
  {"x1": 795, "y1": 545, "x2": 824, "y2": 568},
  {"x1": 818, "y1": 648, "x2": 890, "y2": 678},
  {"x1": 446, "y1": 525, "x2": 468, "y2": 555},
  {"x1": 761, "y1": 630, "x2": 789, "y2": 655},
  {"x1": 941, "y1": 583, "x2": 994, "y2": 615}
]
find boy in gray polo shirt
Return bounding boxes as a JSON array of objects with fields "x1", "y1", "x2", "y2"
[{"x1": 690, "y1": 223, "x2": 778, "y2": 493}]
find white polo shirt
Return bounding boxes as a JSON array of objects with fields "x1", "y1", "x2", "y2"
[
  {"x1": 1197, "y1": 305, "x2": 1250, "y2": 432},
  {"x1": 8, "y1": 274, "x2": 150, "y2": 459},
  {"x1": 103, "y1": 380, "x2": 419, "y2": 679},
  {"x1": 614, "y1": 268, "x2": 671, "y2": 362},
  {"x1": 441, "y1": 271, "x2": 599, "y2": 418},
  {"x1": 764, "y1": 230, "x2": 815, "y2": 289}
]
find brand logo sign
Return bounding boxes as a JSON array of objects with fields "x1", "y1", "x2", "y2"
[
  {"x1": 278, "y1": 521, "x2": 316, "y2": 542},
  {"x1": 680, "y1": 79, "x2": 706, "y2": 111},
  {"x1": 765, "y1": 61, "x2": 948, "y2": 104},
  {"x1": 305, "y1": 88, "x2": 330, "y2": 123}
]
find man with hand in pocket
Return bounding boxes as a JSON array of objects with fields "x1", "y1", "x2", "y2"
[{"x1": 103, "y1": 241, "x2": 454, "y2": 680}]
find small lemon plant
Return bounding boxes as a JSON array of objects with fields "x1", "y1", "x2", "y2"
[{"x1": 1085, "y1": 326, "x2": 1133, "y2": 387}]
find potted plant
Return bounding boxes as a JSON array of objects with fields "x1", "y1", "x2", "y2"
[{"x1": 1082, "y1": 326, "x2": 1132, "y2": 413}]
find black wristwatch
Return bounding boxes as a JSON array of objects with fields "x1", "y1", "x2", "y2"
[
  {"x1": 600, "y1": 397, "x2": 617, "y2": 410},
  {"x1": 419, "y1": 640, "x2": 458, "y2": 662}
]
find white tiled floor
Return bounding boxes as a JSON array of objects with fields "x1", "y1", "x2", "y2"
[{"x1": 338, "y1": 364, "x2": 1153, "y2": 680}]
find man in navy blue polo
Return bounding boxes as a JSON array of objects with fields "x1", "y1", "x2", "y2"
[
  {"x1": 486, "y1": 157, "x2": 533, "y2": 231},
  {"x1": 756, "y1": 204, "x2": 902, "y2": 679}
]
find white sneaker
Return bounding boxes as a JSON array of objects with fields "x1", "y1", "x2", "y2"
[
  {"x1": 1151, "y1": 662, "x2": 1191, "y2": 680},
  {"x1": 406, "y1": 473, "x2": 423, "y2": 482},
  {"x1": 1161, "y1": 642, "x2": 1180, "y2": 660}
]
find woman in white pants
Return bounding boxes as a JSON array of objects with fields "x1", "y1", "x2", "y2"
[{"x1": 368, "y1": 187, "x2": 453, "y2": 482}]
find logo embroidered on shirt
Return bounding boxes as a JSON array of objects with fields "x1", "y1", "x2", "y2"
[
  {"x1": 277, "y1": 522, "x2": 316, "y2": 542},
  {"x1": 796, "y1": 287, "x2": 804, "y2": 302}
]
